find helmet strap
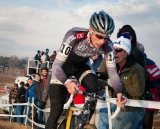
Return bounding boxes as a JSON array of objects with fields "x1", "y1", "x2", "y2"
[{"x1": 88, "y1": 32, "x2": 96, "y2": 48}]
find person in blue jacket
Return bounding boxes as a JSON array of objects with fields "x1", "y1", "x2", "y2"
[{"x1": 25, "y1": 76, "x2": 37, "y2": 124}]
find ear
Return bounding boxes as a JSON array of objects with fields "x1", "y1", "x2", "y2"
[
  {"x1": 130, "y1": 36, "x2": 133, "y2": 41},
  {"x1": 89, "y1": 26, "x2": 92, "y2": 34},
  {"x1": 124, "y1": 51, "x2": 128, "y2": 57}
]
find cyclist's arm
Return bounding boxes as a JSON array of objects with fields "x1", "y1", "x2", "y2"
[
  {"x1": 103, "y1": 42, "x2": 122, "y2": 94},
  {"x1": 51, "y1": 31, "x2": 77, "y2": 84}
]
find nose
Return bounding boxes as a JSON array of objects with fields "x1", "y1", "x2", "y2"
[
  {"x1": 99, "y1": 39, "x2": 105, "y2": 45},
  {"x1": 114, "y1": 50, "x2": 118, "y2": 55}
]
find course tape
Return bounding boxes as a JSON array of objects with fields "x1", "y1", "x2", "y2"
[
  {"x1": 33, "y1": 103, "x2": 50, "y2": 112},
  {"x1": 27, "y1": 118, "x2": 45, "y2": 128}
]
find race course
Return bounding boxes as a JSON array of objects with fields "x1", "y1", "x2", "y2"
[{"x1": 0, "y1": 74, "x2": 160, "y2": 129}]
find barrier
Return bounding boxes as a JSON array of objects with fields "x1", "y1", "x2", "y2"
[
  {"x1": 0, "y1": 102, "x2": 28, "y2": 124},
  {"x1": 1, "y1": 90, "x2": 160, "y2": 129}
]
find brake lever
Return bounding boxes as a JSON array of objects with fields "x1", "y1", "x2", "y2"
[{"x1": 73, "y1": 89, "x2": 78, "y2": 99}]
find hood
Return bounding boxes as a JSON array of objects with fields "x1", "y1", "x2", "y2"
[{"x1": 118, "y1": 25, "x2": 137, "y2": 55}]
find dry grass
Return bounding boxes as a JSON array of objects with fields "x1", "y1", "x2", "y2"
[
  {"x1": 0, "y1": 109, "x2": 32, "y2": 129},
  {"x1": 0, "y1": 74, "x2": 15, "y2": 87}
]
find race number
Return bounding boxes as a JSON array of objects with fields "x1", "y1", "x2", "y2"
[
  {"x1": 60, "y1": 44, "x2": 72, "y2": 56},
  {"x1": 108, "y1": 52, "x2": 114, "y2": 62}
]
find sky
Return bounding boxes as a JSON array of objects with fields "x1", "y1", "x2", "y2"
[{"x1": 0, "y1": 0, "x2": 160, "y2": 66}]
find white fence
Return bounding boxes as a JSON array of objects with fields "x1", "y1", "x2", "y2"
[
  {"x1": 0, "y1": 98, "x2": 48, "y2": 129},
  {"x1": 1, "y1": 95, "x2": 160, "y2": 129}
]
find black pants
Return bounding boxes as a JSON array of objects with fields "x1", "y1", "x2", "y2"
[
  {"x1": 45, "y1": 64, "x2": 98, "y2": 129},
  {"x1": 142, "y1": 110, "x2": 155, "y2": 129}
]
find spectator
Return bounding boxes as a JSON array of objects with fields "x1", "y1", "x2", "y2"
[
  {"x1": 35, "y1": 72, "x2": 46, "y2": 128},
  {"x1": 114, "y1": 33, "x2": 145, "y2": 129},
  {"x1": 34, "y1": 50, "x2": 41, "y2": 66},
  {"x1": 137, "y1": 42, "x2": 160, "y2": 129},
  {"x1": 35, "y1": 73, "x2": 41, "y2": 81},
  {"x1": 117, "y1": 25, "x2": 147, "y2": 80},
  {"x1": 41, "y1": 51, "x2": 47, "y2": 67},
  {"x1": 16, "y1": 81, "x2": 26, "y2": 124},
  {"x1": 45, "y1": 48, "x2": 50, "y2": 61},
  {"x1": 39, "y1": 67, "x2": 51, "y2": 122},
  {"x1": 25, "y1": 77, "x2": 37, "y2": 124},
  {"x1": 9, "y1": 83, "x2": 18, "y2": 122},
  {"x1": 24, "y1": 83, "x2": 29, "y2": 90},
  {"x1": 49, "y1": 51, "x2": 57, "y2": 62},
  {"x1": 44, "y1": 68, "x2": 52, "y2": 121}
]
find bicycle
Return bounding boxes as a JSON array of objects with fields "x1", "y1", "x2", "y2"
[{"x1": 57, "y1": 86, "x2": 121, "y2": 129}]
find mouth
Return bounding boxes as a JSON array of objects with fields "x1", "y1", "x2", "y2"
[
  {"x1": 114, "y1": 56, "x2": 119, "y2": 61},
  {"x1": 96, "y1": 43, "x2": 103, "y2": 48}
]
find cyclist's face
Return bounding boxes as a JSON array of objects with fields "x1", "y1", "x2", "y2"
[{"x1": 89, "y1": 27, "x2": 108, "y2": 48}]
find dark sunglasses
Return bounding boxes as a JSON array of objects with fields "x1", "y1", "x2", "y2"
[
  {"x1": 92, "y1": 30, "x2": 109, "y2": 39},
  {"x1": 114, "y1": 48, "x2": 124, "y2": 53}
]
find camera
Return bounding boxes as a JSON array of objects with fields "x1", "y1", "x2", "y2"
[{"x1": 141, "y1": 91, "x2": 155, "y2": 100}]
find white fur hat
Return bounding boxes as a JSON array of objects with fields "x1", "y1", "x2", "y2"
[{"x1": 113, "y1": 33, "x2": 131, "y2": 55}]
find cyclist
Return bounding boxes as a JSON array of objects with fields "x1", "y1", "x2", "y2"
[{"x1": 45, "y1": 10, "x2": 127, "y2": 129}]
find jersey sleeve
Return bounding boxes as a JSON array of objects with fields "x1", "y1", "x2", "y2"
[
  {"x1": 51, "y1": 30, "x2": 77, "y2": 84},
  {"x1": 104, "y1": 41, "x2": 122, "y2": 94}
]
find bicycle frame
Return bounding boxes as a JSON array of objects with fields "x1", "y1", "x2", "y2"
[{"x1": 63, "y1": 86, "x2": 120, "y2": 129}]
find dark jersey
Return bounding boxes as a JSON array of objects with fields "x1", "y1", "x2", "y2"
[{"x1": 51, "y1": 27, "x2": 122, "y2": 94}]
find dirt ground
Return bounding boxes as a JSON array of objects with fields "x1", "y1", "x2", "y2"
[
  {"x1": 153, "y1": 113, "x2": 160, "y2": 129},
  {"x1": 0, "y1": 109, "x2": 32, "y2": 129},
  {"x1": 0, "y1": 74, "x2": 32, "y2": 129},
  {"x1": 0, "y1": 108, "x2": 160, "y2": 129},
  {"x1": 0, "y1": 74, "x2": 160, "y2": 129}
]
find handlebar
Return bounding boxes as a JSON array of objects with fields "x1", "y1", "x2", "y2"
[
  {"x1": 78, "y1": 91, "x2": 106, "y2": 101},
  {"x1": 64, "y1": 90, "x2": 120, "y2": 119},
  {"x1": 79, "y1": 91, "x2": 120, "y2": 119},
  {"x1": 63, "y1": 89, "x2": 78, "y2": 109}
]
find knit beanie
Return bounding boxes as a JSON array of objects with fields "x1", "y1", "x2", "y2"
[{"x1": 114, "y1": 33, "x2": 131, "y2": 55}]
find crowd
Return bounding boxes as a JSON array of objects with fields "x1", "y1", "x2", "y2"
[
  {"x1": 34, "y1": 49, "x2": 57, "y2": 68},
  {"x1": 88, "y1": 26, "x2": 160, "y2": 129},
  {"x1": 9, "y1": 67, "x2": 51, "y2": 129},
  {"x1": 7, "y1": 10, "x2": 160, "y2": 129}
]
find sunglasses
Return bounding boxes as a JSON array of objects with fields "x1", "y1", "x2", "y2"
[
  {"x1": 92, "y1": 30, "x2": 109, "y2": 39},
  {"x1": 114, "y1": 48, "x2": 124, "y2": 53}
]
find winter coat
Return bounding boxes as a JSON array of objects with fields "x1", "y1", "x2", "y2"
[
  {"x1": 117, "y1": 55, "x2": 145, "y2": 112},
  {"x1": 41, "y1": 54, "x2": 46, "y2": 63},
  {"x1": 35, "y1": 79, "x2": 45, "y2": 102},
  {"x1": 34, "y1": 54, "x2": 41, "y2": 61},
  {"x1": 145, "y1": 53, "x2": 160, "y2": 111},
  {"x1": 49, "y1": 54, "x2": 56, "y2": 62},
  {"x1": 35, "y1": 73, "x2": 51, "y2": 103},
  {"x1": 25, "y1": 81, "x2": 37, "y2": 103},
  {"x1": 16, "y1": 86, "x2": 26, "y2": 103},
  {"x1": 9, "y1": 89, "x2": 18, "y2": 104}
]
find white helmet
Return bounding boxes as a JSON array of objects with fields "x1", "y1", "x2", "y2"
[{"x1": 89, "y1": 10, "x2": 115, "y2": 35}]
